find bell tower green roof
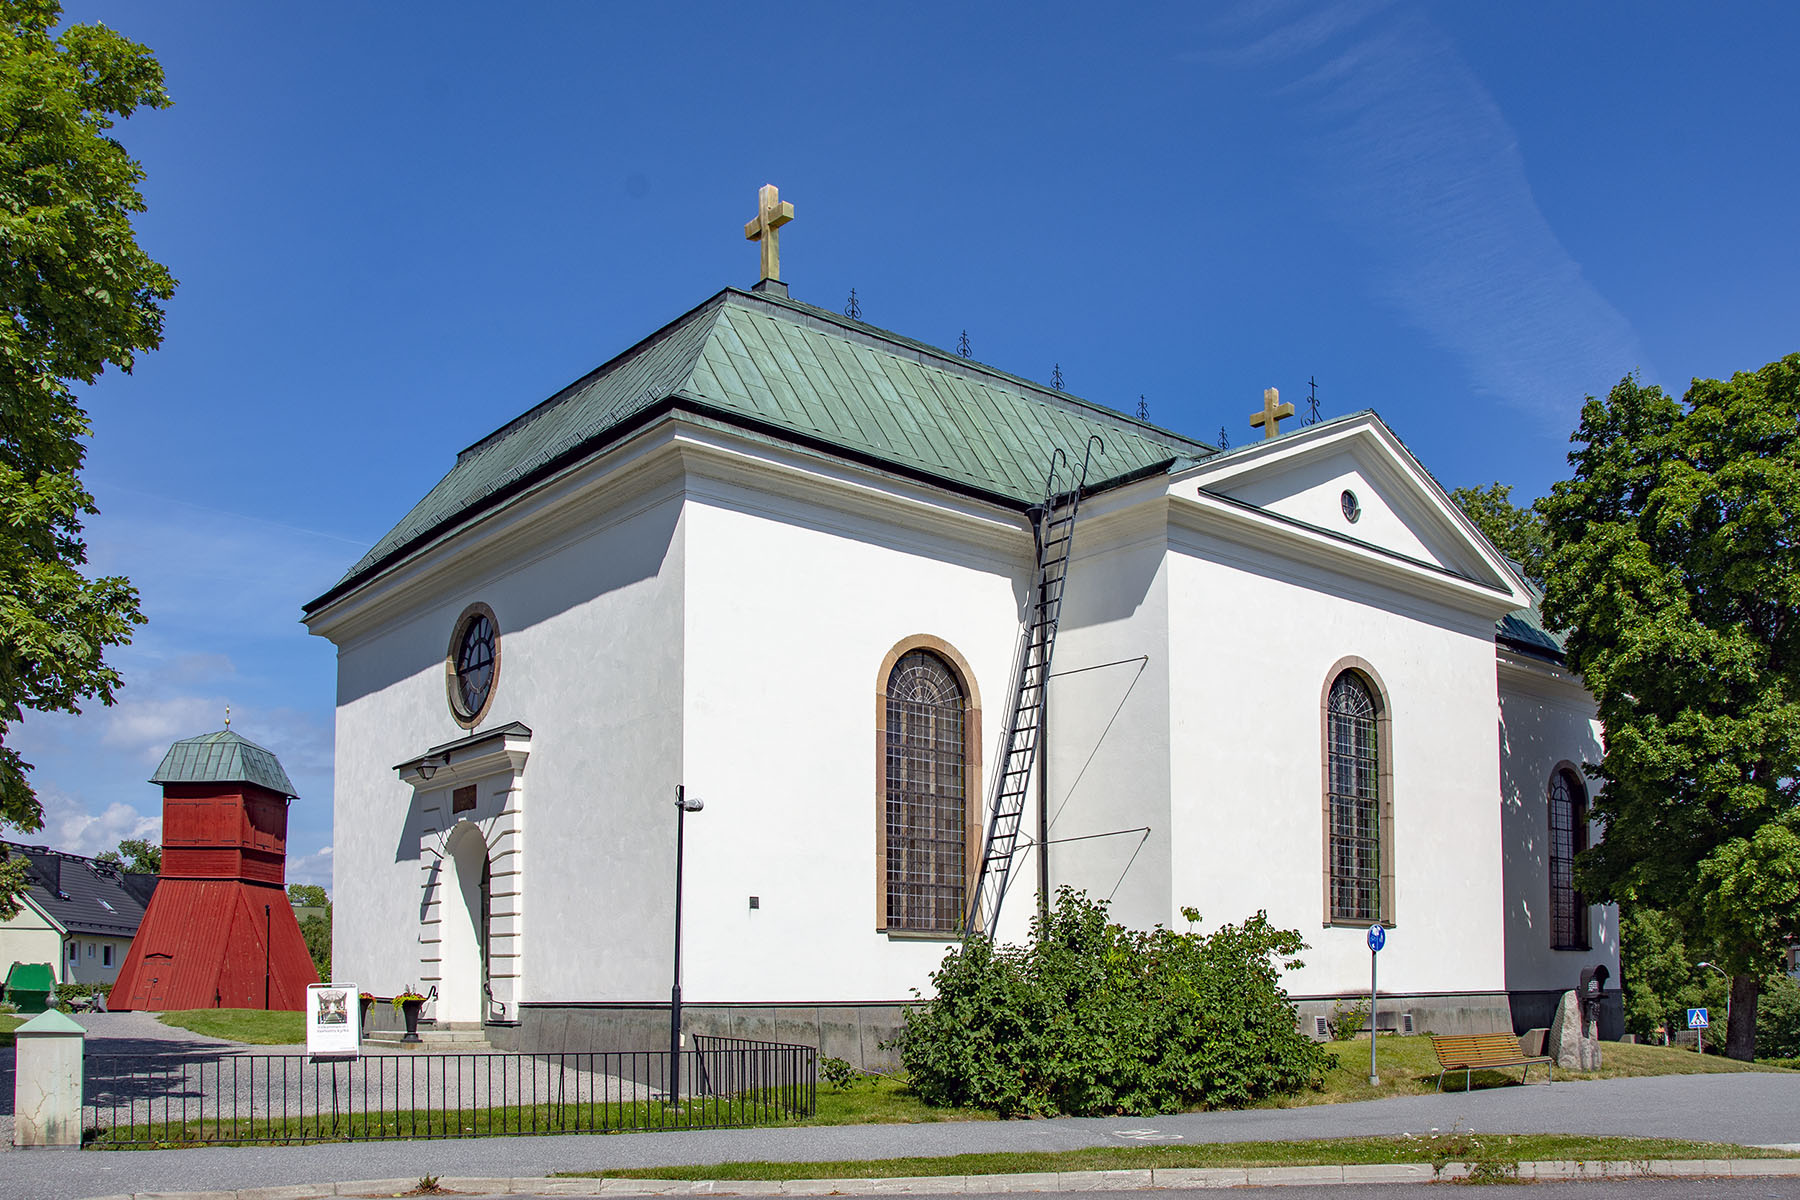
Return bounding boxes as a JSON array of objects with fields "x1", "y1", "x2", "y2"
[{"x1": 150, "y1": 729, "x2": 297, "y2": 798}]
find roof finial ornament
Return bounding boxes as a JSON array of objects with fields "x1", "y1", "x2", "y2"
[
  {"x1": 845, "y1": 288, "x2": 862, "y2": 320},
  {"x1": 958, "y1": 330, "x2": 971, "y2": 359},
  {"x1": 1250, "y1": 386, "x2": 1294, "y2": 440},
  {"x1": 1052, "y1": 363, "x2": 1064, "y2": 391},
  {"x1": 1136, "y1": 395, "x2": 1149, "y2": 421},
  {"x1": 224, "y1": 704, "x2": 230, "y2": 731},
  {"x1": 744, "y1": 183, "x2": 795, "y2": 286},
  {"x1": 1306, "y1": 376, "x2": 1321, "y2": 425}
]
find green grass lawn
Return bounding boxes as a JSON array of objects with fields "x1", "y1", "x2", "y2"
[
  {"x1": 1276, "y1": 1033, "x2": 1792, "y2": 1107},
  {"x1": 558, "y1": 1134, "x2": 1779, "y2": 1181},
  {"x1": 808, "y1": 1037, "x2": 1795, "y2": 1127},
  {"x1": 157, "y1": 1008, "x2": 304, "y2": 1044},
  {"x1": 0, "y1": 1011, "x2": 23, "y2": 1046}
]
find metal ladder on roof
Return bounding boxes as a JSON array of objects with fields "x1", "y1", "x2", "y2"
[{"x1": 965, "y1": 435, "x2": 1103, "y2": 938}]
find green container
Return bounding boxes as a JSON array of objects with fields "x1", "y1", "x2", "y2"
[{"x1": 3, "y1": 962, "x2": 55, "y2": 1014}]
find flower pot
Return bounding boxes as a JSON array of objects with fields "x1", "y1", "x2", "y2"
[
  {"x1": 400, "y1": 998, "x2": 423, "y2": 1043},
  {"x1": 359, "y1": 996, "x2": 373, "y2": 1035}
]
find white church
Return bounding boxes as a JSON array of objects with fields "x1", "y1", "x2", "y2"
[{"x1": 304, "y1": 191, "x2": 1615, "y2": 1059}]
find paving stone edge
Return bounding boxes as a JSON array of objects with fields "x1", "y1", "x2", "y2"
[{"x1": 76, "y1": 1156, "x2": 1800, "y2": 1199}]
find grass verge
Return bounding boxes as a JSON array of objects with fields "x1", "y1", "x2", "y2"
[
  {"x1": 558, "y1": 1135, "x2": 1778, "y2": 1181},
  {"x1": 0, "y1": 1011, "x2": 23, "y2": 1046},
  {"x1": 1275, "y1": 1034, "x2": 1793, "y2": 1108},
  {"x1": 157, "y1": 1008, "x2": 305, "y2": 1044}
]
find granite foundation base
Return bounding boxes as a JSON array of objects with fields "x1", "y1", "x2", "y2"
[{"x1": 490, "y1": 1002, "x2": 917, "y2": 1070}]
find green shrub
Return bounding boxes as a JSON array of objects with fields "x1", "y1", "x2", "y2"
[
  {"x1": 820, "y1": 1056, "x2": 856, "y2": 1090},
  {"x1": 1756, "y1": 975, "x2": 1800, "y2": 1059},
  {"x1": 54, "y1": 982, "x2": 110, "y2": 1011},
  {"x1": 897, "y1": 888, "x2": 1327, "y2": 1116},
  {"x1": 1328, "y1": 997, "x2": 1370, "y2": 1041}
]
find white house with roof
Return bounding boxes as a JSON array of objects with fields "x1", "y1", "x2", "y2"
[
  {"x1": 0, "y1": 843, "x2": 157, "y2": 987},
  {"x1": 306, "y1": 259, "x2": 1613, "y2": 1060}
]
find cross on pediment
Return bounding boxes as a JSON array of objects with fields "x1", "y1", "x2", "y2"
[
  {"x1": 1250, "y1": 387, "x2": 1294, "y2": 440},
  {"x1": 744, "y1": 184, "x2": 795, "y2": 283}
]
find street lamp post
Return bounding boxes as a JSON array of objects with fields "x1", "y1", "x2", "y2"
[
  {"x1": 670, "y1": 786, "x2": 704, "y2": 1105},
  {"x1": 1697, "y1": 960, "x2": 1730, "y2": 1052}
]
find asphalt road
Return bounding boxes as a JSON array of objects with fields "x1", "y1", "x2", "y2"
[{"x1": 6, "y1": 1072, "x2": 1800, "y2": 1200}]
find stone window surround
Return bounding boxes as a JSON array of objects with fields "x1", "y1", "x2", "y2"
[
  {"x1": 1319, "y1": 655, "x2": 1396, "y2": 929},
  {"x1": 446, "y1": 601, "x2": 502, "y2": 730},
  {"x1": 874, "y1": 634, "x2": 984, "y2": 939}
]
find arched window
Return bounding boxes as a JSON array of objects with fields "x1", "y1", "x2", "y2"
[
  {"x1": 1549, "y1": 768, "x2": 1588, "y2": 950},
  {"x1": 878, "y1": 643, "x2": 979, "y2": 934},
  {"x1": 1324, "y1": 665, "x2": 1392, "y2": 924}
]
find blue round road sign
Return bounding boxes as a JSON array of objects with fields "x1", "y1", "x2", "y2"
[{"x1": 1367, "y1": 924, "x2": 1386, "y2": 952}]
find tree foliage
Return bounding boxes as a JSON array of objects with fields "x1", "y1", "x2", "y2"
[
  {"x1": 1450, "y1": 482, "x2": 1548, "y2": 589},
  {"x1": 287, "y1": 883, "x2": 327, "y2": 908},
  {"x1": 94, "y1": 836, "x2": 159, "y2": 873},
  {"x1": 1539, "y1": 356, "x2": 1800, "y2": 1059},
  {"x1": 0, "y1": 1, "x2": 169, "y2": 886},
  {"x1": 300, "y1": 908, "x2": 331, "y2": 981},
  {"x1": 898, "y1": 889, "x2": 1326, "y2": 1116}
]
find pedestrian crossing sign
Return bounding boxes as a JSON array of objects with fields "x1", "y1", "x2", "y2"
[{"x1": 1687, "y1": 1007, "x2": 1710, "y2": 1029}]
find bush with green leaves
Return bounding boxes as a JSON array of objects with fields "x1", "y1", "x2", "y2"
[
  {"x1": 1756, "y1": 973, "x2": 1800, "y2": 1060},
  {"x1": 897, "y1": 888, "x2": 1326, "y2": 1116},
  {"x1": 54, "y1": 981, "x2": 109, "y2": 1010}
]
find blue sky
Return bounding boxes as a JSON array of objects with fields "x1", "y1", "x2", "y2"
[{"x1": 9, "y1": 1, "x2": 1796, "y2": 889}]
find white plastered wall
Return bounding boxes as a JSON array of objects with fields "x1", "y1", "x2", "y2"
[
  {"x1": 677, "y1": 471, "x2": 1034, "y2": 1003},
  {"x1": 1044, "y1": 507, "x2": 1173, "y2": 933},
  {"x1": 325, "y1": 487, "x2": 686, "y2": 1006},
  {"x1": 1162, "y1": 513, "x2": 1509, "y2": 999},
  {"x1": 1497, "y1": 651, "x2": 1616, "y2": 992}
]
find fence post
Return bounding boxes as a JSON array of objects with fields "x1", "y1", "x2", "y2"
[{"x1": 13, "y1": 1009, "x2": 86, "y2": 1148}]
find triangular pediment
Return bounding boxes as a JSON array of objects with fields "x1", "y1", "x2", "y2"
[{"x1": 1176, "y1": 413, "x2": 1530, "y2": 607}]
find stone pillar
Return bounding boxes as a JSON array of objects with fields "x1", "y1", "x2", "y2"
[
  {"x1": 13, "y1": 1009, "x2": 85, "y2": 1148},
  {"x1": 1547, "y1": 989, "x2": 1583, "y2": 1070}
]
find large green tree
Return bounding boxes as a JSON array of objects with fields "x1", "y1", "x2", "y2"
[
  {"x1": 1540, "y1": 355, "x2": 1800, "y2": 1060},
  {"x1": 95, "y1": 836, "x2": 159, "y2": 874},
  {"x1": 0, "y1": 0, "x2": 172, "y2": 913},
  {"x1": 1450, "y1": 482, "x2": 1548, "y2": 589}
]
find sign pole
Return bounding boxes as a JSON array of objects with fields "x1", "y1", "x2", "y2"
[
  {"x1": 1369, "y1": 944, "x2": 1379, "y2": 1086},
  {"x1": 1366, "y1": 923, "x2": 1384, "y2": 1087}
]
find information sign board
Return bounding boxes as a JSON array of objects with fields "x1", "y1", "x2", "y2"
[{"x1": 306, "y1": 982, "x2": 361, "y2": 1058}]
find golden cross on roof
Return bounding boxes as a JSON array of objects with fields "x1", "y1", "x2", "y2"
[
  {"x1": 744, "y1": 183, "x2": 795, "y2": 283},
  {"x1": 1250, "y1": 387, "x2": 1294, "y2": 441}
]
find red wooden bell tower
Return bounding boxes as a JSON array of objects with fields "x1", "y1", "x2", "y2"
[{"x1": 111, "y1": 729, "x2": 319, "y2": 1011}]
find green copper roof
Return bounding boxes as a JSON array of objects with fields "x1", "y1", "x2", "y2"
[
  {"x1": 151, "y1": 730, "x2": 297, "y2": 798},
  {"x1": 311, "y1": 287, "x2": 1215, "y2": 610},
  {"x1": 1497, "y1": 577, "x2": 1567, "y2": 662}
]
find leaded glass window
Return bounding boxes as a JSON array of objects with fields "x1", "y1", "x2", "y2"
[
  {"x1": 1549, "y1": 769, "x2": 1588, "y2": 950},
  {"x1": 1328, "y1": 671, "x2": 1381, "y2": 922},
  {"x1": 885, "y1": 650, "x2": 967, "y2": 932}
]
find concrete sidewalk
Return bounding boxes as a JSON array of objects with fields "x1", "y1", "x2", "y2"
[
  {"x1": 7, "y1": 1072, "x2": 1800, "y2": 1200},
  {"x1": 57, "y1": 1158, "x2": 1800, "y2": 1200}
]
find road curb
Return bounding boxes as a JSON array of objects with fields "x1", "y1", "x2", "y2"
[{"x1": 75, "y1": 1156, "x2": 1800, "y2": 1198}]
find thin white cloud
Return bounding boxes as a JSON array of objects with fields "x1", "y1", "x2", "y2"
[
  {"x1": 1206, "y1": 2, "x2": 1649, "y2": 426},
  {"x1": 286, "y1": 844, "x2": 334, "y2": 891},
  {"x1": 16, "y1": 783, "x2": 162, "y2": 858}
]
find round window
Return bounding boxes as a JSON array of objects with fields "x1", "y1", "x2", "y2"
[
  {"x1": 447, "y1": 603, "x2": 499, "y2": 726},
  {"x1": 1341, "y1": 490, "x2": 1362, "y2": 523}
]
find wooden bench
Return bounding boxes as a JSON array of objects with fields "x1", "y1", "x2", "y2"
[{"x1": 1430, "y1": 1033, "x2": 1552, "y2": 1091}]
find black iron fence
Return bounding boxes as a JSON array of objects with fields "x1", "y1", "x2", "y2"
[{"x1": 84, "y1": 1036, "x2": 815, "y2": 1147}]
